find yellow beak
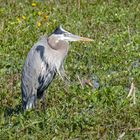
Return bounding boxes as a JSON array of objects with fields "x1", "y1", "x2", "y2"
[
  {"x1": 79, "y1": 37, "x2": 94, "y2": 42},
  {"x1": 64, "y1": 32, "x2": 93, "y2": 42}
]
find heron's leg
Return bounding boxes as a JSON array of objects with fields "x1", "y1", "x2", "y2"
[
  {"x1": 33, "y1": 95, "x2": 38, "y2": 109},
  {"x1": 41, "y1": 93, "x2": 47, "y2": 111}
]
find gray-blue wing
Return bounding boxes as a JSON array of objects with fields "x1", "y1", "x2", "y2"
[
  {"x1": 21, "y1": 44, "x2": 56, "y2": 109},
  {"x1": 37, "y1": 64, "x2": 56, "y2": 98}
]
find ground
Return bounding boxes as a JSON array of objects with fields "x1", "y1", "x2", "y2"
[{"x1": 0, "y1": 0, "x2": 140, "y2": 139}]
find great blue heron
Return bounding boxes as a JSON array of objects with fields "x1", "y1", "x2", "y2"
[{"x1": 21, "y1": 26, "x2": 93, "y2": 111}]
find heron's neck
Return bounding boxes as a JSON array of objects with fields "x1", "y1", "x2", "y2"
[{"x1": 46, "y1": 37, "x2": 69, "y2": 73}]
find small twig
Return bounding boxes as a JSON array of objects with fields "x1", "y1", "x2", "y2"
[
  {"x1": 129, "y1": 127, "x2": 140, "y2": 131},
  {"x1": 127, "y1": 82, "x2": 134, "y2": 98},
  {"x1": 127, "y1": 82, "x2": 136, "y2": 105},
  {"x1": 117, "y1": 127, "x2": 140, "y2": 140},
  {"x1": 77, "y1": 75, "x2": 84, "y2": 89},
  {"x1": 117, "y1": 132, "x2": 125, "y2": 140},
  {"x1": 77, "y1": 0, "x2": 80, "y2": 10},
  {"x1": 133, "y1": 86, "x2": 136, "y2": 104}
]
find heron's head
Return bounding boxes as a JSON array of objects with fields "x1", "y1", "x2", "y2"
[{"x1": 50, "y1": 26, "x2": 93, "y2": 42}]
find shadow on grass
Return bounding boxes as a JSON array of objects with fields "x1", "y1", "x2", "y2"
[
  {"x1": 4, "y1": 104, "x2": 23, "y2": 117},
  {"x1": 4, "y1": 104, "x2": 47, "y2": 117}
]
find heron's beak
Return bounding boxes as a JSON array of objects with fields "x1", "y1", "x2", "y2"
[
  {"x1": 67, "y1": 33, "x2": 93, "y2": 42},
  {"x1": 79, "y1": 36, "x2": 94, "y2": 42}
]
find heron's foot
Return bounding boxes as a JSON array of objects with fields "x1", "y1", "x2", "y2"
[{"x1": 24, "y1": 95, "x2": 37, "y2": 111}]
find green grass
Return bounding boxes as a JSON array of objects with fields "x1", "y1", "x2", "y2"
[{"x1": 0, "y1": 0, "x2": 140, "y2": 139}]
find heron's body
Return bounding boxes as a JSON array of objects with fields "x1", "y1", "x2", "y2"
[{"x1": 21, "y1": 26, "x2": 93, "y2": 111}]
